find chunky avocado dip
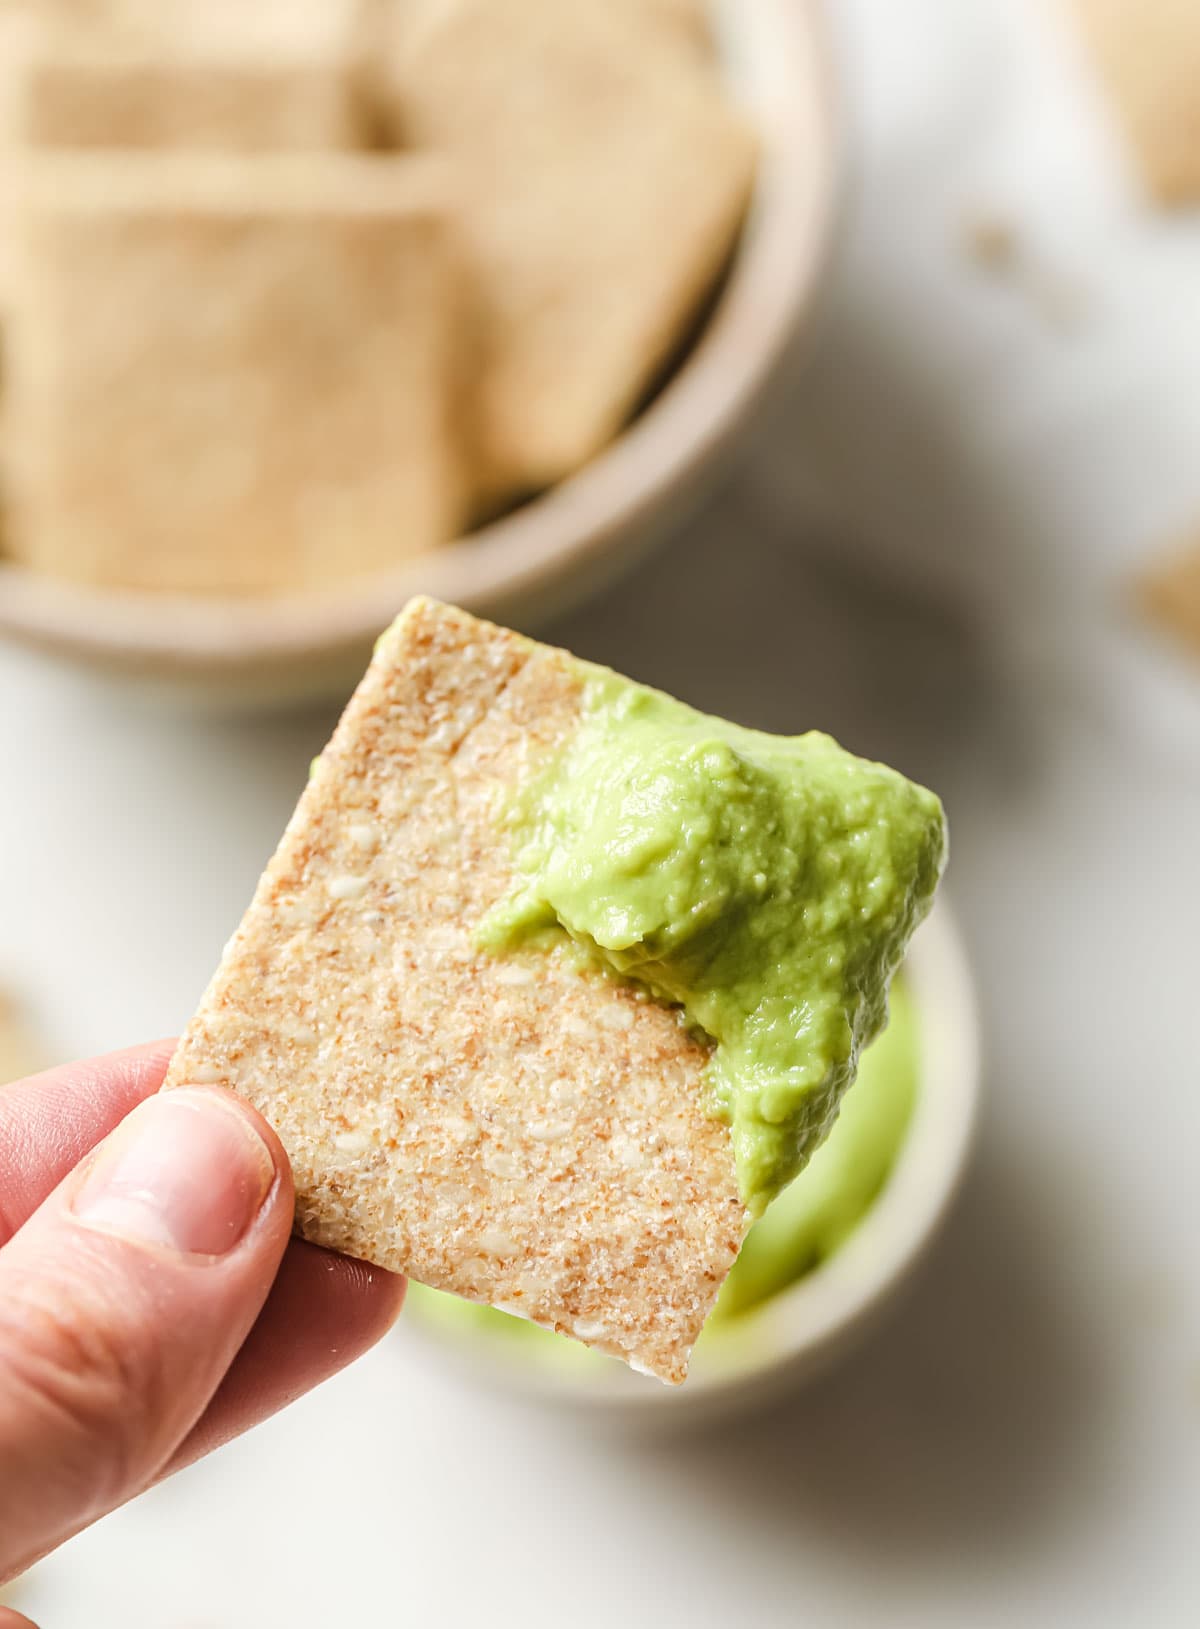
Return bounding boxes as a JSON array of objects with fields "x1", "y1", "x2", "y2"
[
  {"x1": 407, "y1": 978, "x2": 919, "y2": 1359},
  {"x1": 479, "y1": 670, "x2": 945, "y2": 1215}
]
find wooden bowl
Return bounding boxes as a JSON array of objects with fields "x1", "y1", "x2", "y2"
[{"x1": 0, "y1": 0, "x2": 840, "y2": 704}]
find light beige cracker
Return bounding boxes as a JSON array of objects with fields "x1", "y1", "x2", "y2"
[
  {"x1": 378, "y1": 0, "x2": 714, "y2": 70},
  {"x1": 1072, "y1": 0, "x2": 1200, "y2": 204},
  {"x1": 388, "y1": 0, "x2": 755, "y2": 498},
  {"x1": 164, "y1": 598, "x2": 749, "y2": 1382},
  {"x1": 9, "y1": 0, "x2": 371, "y2": 152},
  {"x1": 7, "y1": 0, "x2": 364, "y2": 53},
  {"x1": 3, "y1": 153, "x2": 467, "y2": 594}
]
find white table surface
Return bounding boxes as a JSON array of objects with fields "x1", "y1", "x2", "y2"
[{"x1": 4, "y1": 1, "x2": 1200, "y2": 1624}]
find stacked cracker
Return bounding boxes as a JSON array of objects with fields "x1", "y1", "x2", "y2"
[{"x1": 0, "y1": 0, "x2": 754, "y2": 595}]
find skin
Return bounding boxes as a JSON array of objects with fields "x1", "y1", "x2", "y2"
[{"x1": 0, "y1": 1042, "x2": 404, "y2": 1609}]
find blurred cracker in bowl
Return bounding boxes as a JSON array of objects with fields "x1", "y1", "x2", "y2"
[
  {"x1": 379, "y1": 0, "x2": 716, "y2": 67},
  {"x1": 2, "y1": 152, "x2": 469, "y2": 594},
  {"x1": 0, "y1": 0, "x2": 835, "y2": 698},
  {"x1": 0, "y1": 0, "x2": 377, "y2": 319},
  {"x1": 1070, "y1": 0, "x2": 1200, "y2": 205},
  {"x1": 8, "y1": 0, "x2": 374, "y2": 153},
  {"x1": 384, "y1": 0, "x2": 756, "y2": 502},
  {"x1": 610, "y1": 0, "x2": 717, "y2": 57},
  {"x1": 14, "y1": 0, "x2": 367, "y2": 53}
]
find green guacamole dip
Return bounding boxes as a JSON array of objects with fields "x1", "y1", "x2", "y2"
[
  {"x1": 479, "y1": 670, "x2": 945, "y2": 1214},
  {"x1": 407, "y1": 977, "x2": 919, "y2": 1361},
  {"x1": 709, "y1": 976, "x2": 917, "y2": 1319}
]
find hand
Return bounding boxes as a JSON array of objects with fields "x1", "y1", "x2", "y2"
[{"x1": 0, "y1": 1042, "x2": 404, "y2": 1601}]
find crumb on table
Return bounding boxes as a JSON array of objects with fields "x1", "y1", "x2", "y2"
[{"x1": 1132, "y1": 533, "x2": 1200, "y2": 665}]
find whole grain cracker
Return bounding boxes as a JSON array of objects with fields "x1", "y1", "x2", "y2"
[
  {"x1": 1071, "y1": 0, "x2": 1200, "y2": 204},
  {"x1": 10, "y1": 0, "x2": 371, "y2": 152},
  {"x1": 379, "y1": 0, "x2": 714, "y2": 71},
  {"x1": 3, "y1": 153, "x2": 468, "y2": 594},
  {"x1": 164, "y1": 599, "x2": 749, "y2": 1382},
  {"x1": 388, "y1": 0, "x2": 755, "y2": 499},
  {"x1": 11, "y1": 0, "x2": 363, "y2": 53}
]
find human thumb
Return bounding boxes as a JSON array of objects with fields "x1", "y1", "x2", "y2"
[{"x1": 0, "y1": 1087, "x2": 293, "y2": 1581}]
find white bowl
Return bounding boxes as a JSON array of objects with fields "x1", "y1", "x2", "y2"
[
  {"x1": 404, "y1": 902, "x2": 980, "y2": 1428},
  {"x1": 0, "y1": 0, "x2": 840, "y2": 706}
]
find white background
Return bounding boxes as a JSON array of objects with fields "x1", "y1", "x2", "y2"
[{"x1": 3, "y1": 1, "x2": 1200, "y2": 1623}]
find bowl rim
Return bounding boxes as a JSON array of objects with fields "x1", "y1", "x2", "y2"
[
  {"x1": 404, "y1": 900, "x2": 982, "y2": 1414},
  {"x1": 0, "y1": 0, "x2": 842, "y2": 677}
]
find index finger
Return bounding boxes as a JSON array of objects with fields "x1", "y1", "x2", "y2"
[{"x1": 0, "y1": 1042, "x2": 176, "y2": 1247}]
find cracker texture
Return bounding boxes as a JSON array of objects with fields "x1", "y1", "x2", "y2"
[
  {"x1": 390, "y1": 0, "x2": 756, "y2": 497},
  {"x1": 165, "y1": 599, "x2": 748, "y2": 1382},
  {"x1": 11, "y1": 0, "x2": 369, "y2": 152},
  {"x1": 3, "y1": 154, "x2": 466, "y2": 593},
  {"x1": 1073, "y1": 0, "x2": 1200, "y2": 203}
]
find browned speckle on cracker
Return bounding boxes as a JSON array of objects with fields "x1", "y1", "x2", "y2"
[{"x1": 164, "y1": 599, "x2": 750, "y2": 1382}]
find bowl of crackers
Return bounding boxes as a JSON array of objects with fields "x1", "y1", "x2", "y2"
[
  {"x1": 404, "y1": 903, "x2": 980, "y2": 1427},
  {"x1": 0, "y1": 0, "x2": 839, "y2": 702}
]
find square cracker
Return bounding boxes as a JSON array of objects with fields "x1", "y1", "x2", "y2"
[
  {"x1": 3, "y1": 154, "x2": 467, "y2": 594},
  {"x1": 388, "y1": 0, "x2": 756, "y2": 498},
  {"x1": 1072, "y1": 0, "x2": 1200, "y2": 204},
  {"x1": 10, "y1": 0, "x2": 371, "y2": 152},
  {"x1": 164, "y1": 598, "x2": 749, "y2": 1382}
]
